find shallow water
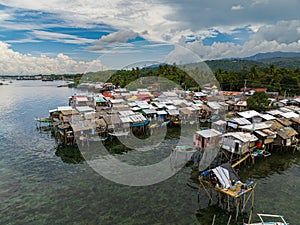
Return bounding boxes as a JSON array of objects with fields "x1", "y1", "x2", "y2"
[{"x1": 0, "y1": 80, "x2": 299, "y2": 224}]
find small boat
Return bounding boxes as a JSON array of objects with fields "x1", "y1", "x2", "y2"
[
  {"x1": 35, "y1": 117, "x2": 54, "y2": 128},
  {"x1": 244, "y1": 213, "x2": 288, "y2": 225},
  {"x1": 252, "y1": 149, "x2": 271, "y2": 158},
  {"x1": 57, "y1": 84, "x2": 69, "y2": 87},
  {"x1": 42, "y1": 78, "x2": 54, "y2": 81}
]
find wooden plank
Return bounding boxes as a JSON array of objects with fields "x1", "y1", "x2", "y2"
[{"x1": 232, "y1": 153, "x2": 251, "y2": 168}]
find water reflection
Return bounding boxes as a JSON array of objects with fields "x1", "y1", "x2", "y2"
[
  {"x1": 55, "y1": 145, "x2": 85, "y2": 164},
  {"x1": 237, "y1": 151, "x2": 300, "y2": 180},
  {"x1": 196, "y1": 205, "x2": 246, "y2": 225}
]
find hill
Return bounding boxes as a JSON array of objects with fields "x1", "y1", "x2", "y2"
[
  {"x1": 243, "y1": 51, "x2": 300, "y2": 60},
  {"x1": 203, "y1": 52, "x2": 300, "y2": 71},
  {"x1": 204, "y1": 60, "x2": 265, "y2": 72}
]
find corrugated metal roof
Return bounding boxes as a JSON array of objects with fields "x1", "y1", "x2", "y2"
[
  {"x1": 240, "y1": 122, "x2": 272, "y2": 131},
  {"x1": 156, "y1": 110, "x2": 167, "y2": 115},
  {"x1": 223, "y1": 132, "x2": 258, "y2": 142},
  {"x1": 237, "y1": 110, "x2": 260, "y2": 119},
  {"x1": 259, "y1": 113, "x2": 276, "y2": 121},
  {"x1": 267, "y1": 109, "x2": 282, "y2": 115},
  {"x1": 167, "y1": 109, "x2": 179, "y2": 115},
  {"x1": 280, "y1": 112, "x2": 299, "y2": 119},
  {"x1": 195, "y1": 129, "x2": 222, "y2": 138},
  {"x1": 277, "y1": 127, "x2": 298, "y2": 139},
  {"x1": 207, "y1": 101, "x2": 222, "y2": 110},
  {"x1": 229, "y1": 117, "x2": 251, "y2": 125},
  {"x1": 255, "y1": 129, "x2": 276, "y2": 138}
]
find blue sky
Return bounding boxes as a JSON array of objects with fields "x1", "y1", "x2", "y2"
[{"x1": 0, "y1": 0, "x2": 299, "y2": 74}]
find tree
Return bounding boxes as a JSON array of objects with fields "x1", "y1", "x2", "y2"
[{"x1": 247, "y1": 91, "x2": 271, "y2": 112}]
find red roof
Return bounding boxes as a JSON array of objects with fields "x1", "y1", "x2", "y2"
[
  {"x1": 102, "y1": 92, "x2": 113, "y2": 98},
  {"x1": 136, "y1": 94, "x2": 151, "y2": 99},
  {"x1": 253, "y1": 88, "x2": 267, "y2": 92},
  {"x1": 218, "y1": 91, "x2": 243, "y2": 96},
  {"x1": 240, "y1": 87, "x2": 267, "y2": 92}
]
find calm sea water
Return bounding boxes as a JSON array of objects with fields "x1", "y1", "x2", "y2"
[{"x1": 0, "y1": 80, "x2": 299, "y2": 225}]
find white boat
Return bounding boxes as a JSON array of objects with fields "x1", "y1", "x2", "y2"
[{"x1": 244, "y1": 213, "x2": 288, "y2": 225}]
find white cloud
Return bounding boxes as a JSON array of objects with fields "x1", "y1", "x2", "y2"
[
  {"x1": 0, "y1": 41, "x2": 104, "y2": 75},
  {"x1": 0, "y1": 0, "x2": 178, "y2": 42},
  {"x1": 31, "y1": 30, "x2": 94, "y2": 44},
  {"x1": 250, "y1": 20, "x2": 300, "y2": 44},
  {"x1": 88, "y1": 30, "x2": 139, "y2": 51},
  {"x1": 181, "y1": 38, "x2": 300, "y2": 61},
  {"x1": 1, "y1": 0, "x2": 299, "y2": 47},
  {"x1": 231, "y1": 5, "x2": 243, "y2": 10},
  {"x1": 6, "y1": 38, "x2": 41, "y2": 43},
  {"x1": 0, "y1": 11, "x2": 11, "y2": 21},
  {"x1": 0, "y1": 0, "x2": 299, "y2": 70}
]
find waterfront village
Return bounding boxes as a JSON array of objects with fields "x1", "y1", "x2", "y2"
[{"x1": 37, "y1": 81, "x2": 300, "y2": 222}]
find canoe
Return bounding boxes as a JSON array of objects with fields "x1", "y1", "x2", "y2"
[{"x1": 244, "y1": 214, "x2": 288, "y2": 225}]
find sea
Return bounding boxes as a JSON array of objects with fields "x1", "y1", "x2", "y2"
[{"x1": 0, "y1": 80, "x2": 299, "y2": 225}]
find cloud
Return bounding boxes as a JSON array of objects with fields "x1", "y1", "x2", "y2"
[
  {"x1": 0, "y1": 41, "x2": 104, "y2": 75},
  {"x1": 1, "y1": 0, "x2": 299, "y2": 45},
  {"x1": 88, "y1": 30, "x2": 139, "y2": 51},
  {"x1": 181, "y1": 37, "x2": 300, "y2": 61},
  {"x1": 163, "y1": 45, "x2": 201, "y2": 65},
  {"x1": 0, "y1": 0, "x2": 300, "y2": 71},
  {"x1": 0, "y1": 10, "x2": 12, "y2": 21},
  {"x1": 250, "y1": 20, "x2": 300, "y2": 44},
  {"x1": 31, "y1": 30, "x2": 94, "y2": 44},
  {"x1": 231, "y1": 5, "x2": 243, "y2": 10},
  {"x1": 0, "y1": 0, "x2": 176, "y2": 41},
  {"x1": 6, "y1": 38, "x2": 41, "y2": 43}
]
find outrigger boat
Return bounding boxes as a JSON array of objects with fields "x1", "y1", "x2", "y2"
[
  {"x1": 244, "y1": 213, "x2": 288, "y2": 225},
  {"x1": 35, "y1": 117, "x2": 54, "y2": 128}
]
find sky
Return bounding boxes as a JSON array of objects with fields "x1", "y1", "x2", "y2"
[{"x1": 0, "y1": 0, "x2": 300, "y2": 75}]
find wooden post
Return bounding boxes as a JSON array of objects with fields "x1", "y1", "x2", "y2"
[
  {"x1": 227, "y1": 195, "x2": 230, "y2": 212},
  {"x1": 226, "y1": 214, "x2": 232, "y2": 225},
  {"x1": 211, "y1": 214, "x2": 216, "y2": 225},
  {"x1": 218, "y1": 192, "x2": 222, "y2": 207},
  {"x1": 248, "y1": 207, "x2": 253, "y2": 224},
  {"x1": 235, "y1": 199, "x2": 240, "y2": 221},
  {"x1": 242, "y1": 192, "x2": 246, "y2": 212},
  {"x1": 199, "y1": 180, "x2": 213, "y2": 202},
  {"x1": 251, "y1": 188, "x2": 255, "y2": 209}
]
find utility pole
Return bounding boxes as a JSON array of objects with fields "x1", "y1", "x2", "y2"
[{"x1": 243, "y1": 79, "x2": 247, "y2": 96}]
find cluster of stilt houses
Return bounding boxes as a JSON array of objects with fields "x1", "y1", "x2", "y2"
[
  {"x1": 37, "y1": 83, "x2": 300, "y2": 222},
  {"x1": 38, "y1": 85, "x2": 300, "y2": 152}
]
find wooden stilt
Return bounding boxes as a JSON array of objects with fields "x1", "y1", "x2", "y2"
[
  {"x1": 218, "y1": 192, "x2": 222, "y2": 207},
  {"x1": 248, "y1": 207, "x2": 253, "y2": 224},
  {"x1": 242, "y1": 191, "x2": 246, "y2": 212},
  {"x1": 226, "y1": 214, "x2": 232, "y2": 225},
  {"x1": 211, "y1": 214, "x2": 216, "y2": 225},
  {"x1": 235, "y1": 199, "x2": 240, "y2": 221},
  {"x1": 200, "y1": 180, "x2": 213, "y2": 202},
  {"x1": 227, "y1": 195, "x2": 230, "y2": 212}
]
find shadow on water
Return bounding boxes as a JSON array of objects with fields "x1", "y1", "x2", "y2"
[
  {"x1": 55, "y1": 145, "x2": 85, "y2": 164},
  {"x1": 236, "y1": 150, "x2": 300, "y2": 180},
  {"x1": 52, "y1": 126, "x2": 185, "y2": 163},
  {"x1": 196, "y1": 204, "x2": 250, "y2": 225}
]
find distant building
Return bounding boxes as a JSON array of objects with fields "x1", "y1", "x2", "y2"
[{"x1": 241, "y1": 87, "x2": 267, "y2": 96}]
